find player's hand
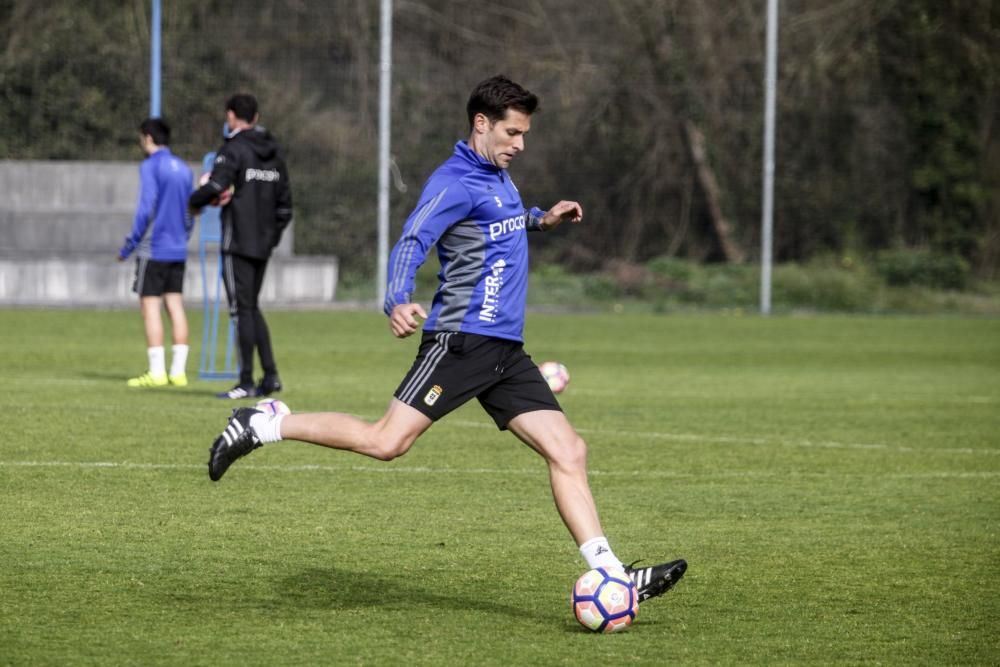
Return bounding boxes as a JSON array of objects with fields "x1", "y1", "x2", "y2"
[
  {"x1": 540, "y1": 201, "x2": 583, "y2": 231},
  {"x1": 389, "y1": 303, "x2": 427, "y2": 338}
]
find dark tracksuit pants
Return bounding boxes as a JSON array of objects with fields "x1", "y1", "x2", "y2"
[{"x1": 222, "y1": 252, "x2": 278, "y2": 386}]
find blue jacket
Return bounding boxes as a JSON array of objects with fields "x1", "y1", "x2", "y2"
[
  {"x1": 385, "y1": 141, "x2": 546, "y2": 342},
  {"x1": 119, "y1": 148, "x2": 194, "y2": 261}
]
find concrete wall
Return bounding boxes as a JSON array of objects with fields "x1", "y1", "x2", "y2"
[
  {"x1": 0, "y1": 256, "x2": 338, "y2": 307},
  {"x1": 0, "y1": 160, "x2": 334, "y2": 306}
]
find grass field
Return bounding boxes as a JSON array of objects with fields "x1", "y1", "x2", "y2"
[{"x1": 1, "y1": 309, "x2": 998, "y2": 665}]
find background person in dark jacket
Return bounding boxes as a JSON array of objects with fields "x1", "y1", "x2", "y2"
[{"x1": 190, "y1": 94, "x2": 292, "y2": 399}]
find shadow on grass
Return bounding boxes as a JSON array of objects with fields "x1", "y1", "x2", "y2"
[
  {"x1": 275, "y1": 566, "x2": 563, "y2": 625},
  {"x1": 273, "y1": 567, "x2": 676, "y2": 634},
  {"x1": 151, "y1": 565, "x2": 669, "y2": 633},
  {"x1": 79, "y1": 370, "x2": 239, "y2": 399}
]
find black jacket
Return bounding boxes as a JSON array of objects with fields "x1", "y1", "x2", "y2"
[{"x1": 190, "y1": 126, "x2": 293, "y2": 260}]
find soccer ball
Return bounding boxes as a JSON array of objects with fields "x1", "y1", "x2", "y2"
[
  {"x1": 255, "y1": 398, "x2": 290, "y2": 416},
  {"x1": 538, "y1": 361, "x2": 570, "y2": 394},
  {"x1": 572, "y1": 567, "x2": 639, "y2": 633}
]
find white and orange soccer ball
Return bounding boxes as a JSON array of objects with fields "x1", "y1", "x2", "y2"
[
  {"x1": 255, "y1": 398, "x2": 291, "y2": 417},
  {"x1": 538, "y1": 360, "x2": 570, "y2": 394},
  {"x1": 571, "y1": 566, "x2": 639, "y2": 633}
]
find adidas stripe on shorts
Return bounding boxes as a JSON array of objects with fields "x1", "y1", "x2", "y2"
[
  {"x1": 394, "y1": 331, "x2": 561, "y2": 430},
  {"x1": 133, "y1": 258, "x2": 185, "y2": 297}
]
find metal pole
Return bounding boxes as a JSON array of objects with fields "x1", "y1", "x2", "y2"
[
  {"x1": 760, "y1": 0, "x2": 778, "y2": 314},
  {"x1": 150, "y1": 0, "x2": 161, "y2": 117},
  {"x1": 376, "y1": 0, "x2": 393, "y2": 309}
]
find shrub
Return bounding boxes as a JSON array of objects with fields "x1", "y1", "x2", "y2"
[
  {"x1": 529, "y1": 263, "x2": 587, "y2": 306},
  {"x1": 771, "y1": 262, "x2": 878, "y2": 312},
  {"x1": 582, "y1": 274, "x2": 625, "y2": 301},
  {"x1": 646, "y1": 256, "x2": 696, "y2": 282},
  {"x1": 875, "y1": 249, "x2": 970, "y2": 290}
]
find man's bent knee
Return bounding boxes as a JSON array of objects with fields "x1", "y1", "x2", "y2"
[
  {"x1": 549, "y1": 435, "x2": 588, "y2": 472},
  {"x1": 368, "y1": 434, "x2": 415, "y2": 461}
]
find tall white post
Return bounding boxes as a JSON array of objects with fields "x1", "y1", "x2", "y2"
[
  {"x1": 760, "y1": 0, "x2": 778, "y2": 314},
  {"x1": 376, "y1": 0, "x2": 393, "y2": 309},
  {"x1": 150, "y1": 0, "x2": 161, "y2": 117}
]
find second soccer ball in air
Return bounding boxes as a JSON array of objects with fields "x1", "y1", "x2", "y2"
[
  {"x1": 255, "y1": 398, "x2": 291, "y2": 416},
  {"x1": 538, "y1": 361, "x2": 570, "y2": 394}
]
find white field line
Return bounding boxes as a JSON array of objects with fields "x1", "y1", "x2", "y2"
[
  {"x1": 6, "y1": 410, "x2": 999, "y2": 458},
  {"x1": 449, "y1": 419, "x2": 1000, "y2": 456},
  {"x1": 568, "y1": 387, "x2": 999, "y2": 405},
  {"x1": 0, "y1": 459, "x2": 997, "y2": 479}
]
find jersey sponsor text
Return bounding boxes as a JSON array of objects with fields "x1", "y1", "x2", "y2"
[
  {"x1": 479, "y1": 259, "x2": 506, "y2": 322},
  {"x1": 245, "y1": 168, "x2": 281, "y2": 183},
  {"x1": 488, "y1": 214, "x2": 525, "y2": 240}
]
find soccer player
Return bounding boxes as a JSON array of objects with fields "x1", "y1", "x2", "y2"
[
  {"x1": 118, "y1": 118, "x2": 194, "y2": 388},
  {"x1": 189, "y1": 94, "x2": 292, "y2": 400},
  {"x1": 207, "y1": 75, "x2": 686, "y2": 603}
]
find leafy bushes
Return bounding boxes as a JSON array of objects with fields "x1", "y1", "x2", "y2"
[
  {"x1": 875, "y1": 250, "x2": 971, "y2": 290},
  {"x1": 526, "y1": 254, "x2": 996, "y2": 314},
  {"x1": 771, "y1": 262, "x2": 879, "y2": 312}
]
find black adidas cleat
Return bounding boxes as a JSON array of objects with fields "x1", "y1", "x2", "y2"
[
  {"x1": 208, "y1": 408, "x2": 263, "y2": 481},
  {"x1": 625, "y1": 558, "x2": 687, "y2": 603},
  {"x1": 256, "y1": 376, "x2": 282, "y2": 397},
  {"x1": 216, "y1": 383, "x2": 257, "y2": 400}
]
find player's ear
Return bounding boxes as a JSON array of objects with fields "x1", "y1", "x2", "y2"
[{"x1": 472, "y1": 113, "x2": 491, "y2": 135}]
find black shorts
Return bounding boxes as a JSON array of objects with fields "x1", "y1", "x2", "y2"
[
  {"x1": 133, "y1": 258, "x2": 185, "y2": 297},
  {"x1": 394, "y1": 331, "x2": 562, "y2": 430}
]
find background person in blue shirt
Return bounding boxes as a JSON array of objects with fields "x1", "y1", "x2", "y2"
[
  {"x1": 206, "y1": 76, "x2": 686, "y2": 606},
  {"x1": 118, "y1": 118, "x2": 194, "y2": 388}
]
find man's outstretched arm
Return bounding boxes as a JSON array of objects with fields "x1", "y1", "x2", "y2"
[{"x1": 538, "y1": 200, "x2": 583, "y2": 231}]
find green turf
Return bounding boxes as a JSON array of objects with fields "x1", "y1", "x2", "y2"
[{"x1": 1, "y1": 309, "x2": 998, "y2": 665}]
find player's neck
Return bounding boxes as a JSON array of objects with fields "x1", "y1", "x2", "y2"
[
  {"x1": 229, "y1": 120, "x2": 254, "y2": 134},
  {"x1": 467, "y1": 135, "x2": 500, "y2": 169}
]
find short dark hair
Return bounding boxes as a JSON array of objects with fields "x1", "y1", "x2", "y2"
[
  {"x1": 466, "y1": 75, "x2": 539, "y2": 130},
  {"x1": 138, "y1": 117, "x2": 170, "y2": 146},
  {"x1": 226, "y1": 93, "x2": 258, "y2": 123}
]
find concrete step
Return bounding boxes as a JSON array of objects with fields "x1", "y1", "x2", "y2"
[
  {"x1": 0, "y1": 159, "x2": 294, "y2": 256},
  {"x1": 0, "y1": 160, "x2": 141, "y2": 211},
  {"x1": 1, "y1": 159, "x2": 318, "y2": 305},
  {"x1": 0, "y1": 209, "x2": 295, "y2": 257},
  {"x1": 0, "y1": 209, "x2": 134, "y2": 255},
  {"x1": 0, "y1": 253, "x2": 338, "y2": 307}
]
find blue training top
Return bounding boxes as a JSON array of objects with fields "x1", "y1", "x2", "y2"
[
  {"x1": 119, "y1": 148, "x2": 194, "y2": 262},
  {"x1": 384, "y1": 141, "x2": 546, "y2": 343}
]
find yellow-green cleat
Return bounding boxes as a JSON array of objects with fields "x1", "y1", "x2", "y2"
[
  {"x1": 169, "y1": 373, "x2": 188, "y2": 387},
  {"x1": 127, "y1": 372, "x2": 168, "y2": 388}
]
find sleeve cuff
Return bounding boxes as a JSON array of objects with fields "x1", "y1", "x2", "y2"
[
  {"x1": 526, "y1": 207, "x2": 545, "y2": 232},
  {"x1": 383, "y1": 291, "x2": 411, "y2": 315}
]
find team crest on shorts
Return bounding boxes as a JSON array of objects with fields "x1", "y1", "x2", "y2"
[{"x1": 424, "y1": 384, "x2": 443, "y2": 406}]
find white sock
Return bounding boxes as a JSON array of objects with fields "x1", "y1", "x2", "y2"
[
  {"x1": 579, "y1": 536, "x2": 625, "y2": 571},
  {"x1": 148, "y1": 346, "x2": 166, "y2": 377},
  {"x1": 249, "y1": 412, "x2": 285, "y2": 443},
  {"x1": 170, "y1": 344, "x2": 189, "y2": 377}
]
